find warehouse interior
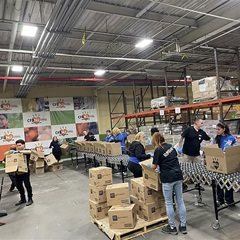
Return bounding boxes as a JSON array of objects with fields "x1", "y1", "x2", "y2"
[{"x1": 0, "y1": 0, "x2": 240, "y2": 239}]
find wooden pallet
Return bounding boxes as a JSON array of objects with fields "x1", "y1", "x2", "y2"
[{"x1": 91, "y1": 216, "x2": 168, "y2": 240}]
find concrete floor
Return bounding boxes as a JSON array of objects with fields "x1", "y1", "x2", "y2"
[{"x1": 0, "y1": 161, "x2": 240, "y2": 240}]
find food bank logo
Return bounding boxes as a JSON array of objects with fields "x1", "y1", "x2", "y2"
[
  {"x1": 51, "y1": 99, "x2": 65, "y2": 108},
  {"x1": 35, "y1": 143, "x2": 44, "y2": 151},
  {"x1": 32, "y1": 114, "x2": 41, "y2": 124},
  {"x1": 1, "y1": 100, "x2": 11, "y2": 111},
  {"x1": 3, "y1": 131, "x2": 14, "y2": 142},
  {"x1": 78, "y1": 111, "x2": 94, "y2": 121},
  {"x1": 59, "y1": 127, "x2": 68, "y2": 136}
]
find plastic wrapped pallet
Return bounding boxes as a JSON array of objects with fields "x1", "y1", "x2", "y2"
[
  {"x1": 151, "y1": 96, "x2": 185, "y2": 109},
  {"x1": 192, "y1": 76, "x2": 236, "y2": 103}
]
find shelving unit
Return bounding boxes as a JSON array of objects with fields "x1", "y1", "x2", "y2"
[{"x1": 111, "y1": 95, "x2": 240, "y2": 120}]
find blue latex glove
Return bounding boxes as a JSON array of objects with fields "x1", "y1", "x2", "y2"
[
  {"x1": 146, "y1": 163, "x2": 152, "y2": 167},
  {"x1": 177, "y1": 147, "x2": 182, "y2": 155},
  {"x1": 10, "y1": 150, "x2": 18, "y2": 154},
  {"x1": 149, "y1": 153, "x2": 154, "y2": 157}
]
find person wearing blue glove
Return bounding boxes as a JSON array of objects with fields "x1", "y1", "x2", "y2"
[
  {"x1": 128, "y1": 132, "x2": 151, "y2": 178},
  {"x1": 152, "y1": 132, "x2": 187, "y2": 235},
  {"x1": 215, "y1": 122, "x2": 236, "y2": 207},
  {"x1": 177, "y1": 147, "x2": 182, "y2": 155}
]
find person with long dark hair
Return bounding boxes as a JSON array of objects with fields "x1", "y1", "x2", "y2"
[
  {"x1": 151, "y1": 132, "x2": 187, "y2": 235},
  {"x1": 49, "y1": 136, "x2": 62, "y2": 161},
  {"x1": 215, "y1": 122, "x2": 236, "y2": 207}
]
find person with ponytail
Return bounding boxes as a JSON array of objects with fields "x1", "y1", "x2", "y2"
[{"x1": 215, "y1": 122, "x2": 236, "y2": 207}]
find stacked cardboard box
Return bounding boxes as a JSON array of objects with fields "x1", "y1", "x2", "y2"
[
  {"x1": 106, "y1": 182, "x2": 137, "y2": 229},
  {"x1": 89, "y1": 167, "x2": 112, "y2": 220},
  {"x1": 60, "y1": 143, "x2": 70, "y2": 156},
  {"x1": 44, "y1": 153, "x2": 63, "y2": 172},
  {"x1": 30, "y1": 150, "x2": 45, "y2": 174},
  {"x1": 192, "y1": 76, "x2": 235, "y2": 102},
  {"x1": 130, "y1": 177, "x2": 166, "y2": 222}
]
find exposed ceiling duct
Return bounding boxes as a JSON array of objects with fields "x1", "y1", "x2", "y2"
[{"x1": 15, "y1": 0, "x2": 91, "y2": 97}]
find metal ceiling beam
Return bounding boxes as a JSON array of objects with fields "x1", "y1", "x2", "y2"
[{"x1": 87, "y1": 1, "x2": 197, "y2": 28}]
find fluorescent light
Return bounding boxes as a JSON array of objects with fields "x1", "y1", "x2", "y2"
[
  {"x1": 186, "y1": 75, "x2": 191, "y2": 78},
  {"x1": 94, "y1": 70, "x2": 106, "y2": 76},
  {"x1": 135, "y1": 39, "x2": 153, "y2": 48},
  {"x1": 21, "y1": 25, "x2": 38, "y2": 37},
  {"x1": 12, "y1": 66, "x2": 23, "y2": 72}
]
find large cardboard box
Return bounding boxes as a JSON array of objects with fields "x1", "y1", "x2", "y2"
[
  {"x1": 108, "y1": 204, "x2": 137, "y2": 229},
  {"x1": 105, "y1": 142, "x2": 122, "y2": 156},
  {"x1": 60, "y1": 144, "x2": 70, "y2": 156},
  {"x1": 89, "y1": 185, "x2": 107, "y2": 203},
  {"x1": 131, "y1": 177, "x2": 163, "y2": 203},
  {"x1": 75, "y1": 140, "x2": 85, "y2": 151},
  {"x1": 34, "y1": 167, "x2": 45, "y2": 174},
  {"x1": 5, "y1": 153, "x2": 28, "y2": 174},
  {"x1": 106, "y1": 183, "x2": 130, "y2": 206},
  {"x1": 30, "y1": 150, "x2": 44, "y2": 161},
  {"x1": 33, "y1": 159, "x2": 45, "y2": 168},
  {"x1": 85, "y1": 142, "x2": 95, "y2": 152},
  {"x1": 130, "y1": 195, "x2": 166, "y2": 221},
  {"x1": 89, "y1": 167, "x2": 112, "y2": 186},
  {"x1": 44, "y1": 153, "x2": 58, "y2": 166},
  {"x1": 94, "y1": 142, "x2": 107, "y2": 155},
  {"x1": 89, "y1": 199, "x2": 110, "y2": 220},
  {"x1": 203, "y1": 144, "x2": 240, "y2": 174},
  {"x1": 140, "y1": 159, "x2": 161, "y2": 191},
  {"x1": 48, "y1": 160, "x2": 63, "y2": 172}
]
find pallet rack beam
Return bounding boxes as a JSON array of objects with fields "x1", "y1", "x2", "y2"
[{"x1": 111, "y1": 95, "x2": 240, "y2": 120}]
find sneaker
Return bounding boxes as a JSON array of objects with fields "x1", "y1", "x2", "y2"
[
  {"x1": 15, "y1": 200, "x2": 26, "y2": 206},
  {"x1": 162, "y1": 225, "x2": 178, "y2": 235},
  {"x1": 225, "y1": 202, "x2": 235, "y2": 208},
  {"x1": 26, "y1": 199, "x2": 34, "y2": 206},
  {"x1": 179, "y1": 224, "x2": 187, "y2": 234},
  {"x1": 182, "y1": 183, "x2": 188, "y2": 192}
]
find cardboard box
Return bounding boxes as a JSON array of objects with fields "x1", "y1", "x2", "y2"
[
  {"x1": 108, "y1": 204, "x2": 137, "y2": 229},
  {"x1": 94, "y1": 142, "x2": 107, "y2": 155},
  {"x1": 48, "y1": 160, "x2": 63, "y2": 172},
  {"x1": 60, "y1": 144, "x2": 70, "y2": 156},
  {"x1": 44, "y1": 153, "x2": 58, "y2": 166},
  {"x1": 30, "y1": 150, "x2": 44, "y2": 161},
  {"x1": 131, "y1": 177, "x2": 163, "y2": 203},
  {"x1": 130, "y1": 195, "x2": 166, "y2": 221},
  {"x1": 5, "y1": 153, "x2": 28, "y2": 174},
  {"x1": 89, "y1": 167, "x2": 112, "y2": 186},
  {"x1": 34, "y1": 167, "x2": 44, "y2": 174},
  {"x1": 89, "y1": 199, "x2": 110, "y2": 220},
  {"x1": 33, "y1": 159, "x2": 45, "y2": 168},
  {"x1": 203, "y1": 144, "x2": 240, "y2": 174},
  {"x1": 85, "y1": 142, "x2": 95, "y2": 152},
  {"x1": 89, "y1": 184, "x2": 107, "y2": 203},
  {"x1": 140, "y1": 159, "x2": 161, "y2": 191},
  {"x1": 105, "y1": 142, "x2": 122, "y2": 156},
  {"x1": 106, "y1": 183, "x2": 130, "y2": 206}
]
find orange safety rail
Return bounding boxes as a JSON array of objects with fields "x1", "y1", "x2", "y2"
[{"x1": 111, "y1": 95, "x2": 240, "y2": 120}]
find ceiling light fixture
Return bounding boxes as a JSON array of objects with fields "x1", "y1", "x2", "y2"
[
  {"x1": 12, "y1": 65, "x2": 23, "y2": 72},
  {"x1": 94, "y1": 69, "x2": 106, "y2": 76},
  {"x1": 135, "y1": 39, "x2": 153, "y2": 48},
  {"x1": 21, "y1": 25, "x2": 38, "y2": 37}
]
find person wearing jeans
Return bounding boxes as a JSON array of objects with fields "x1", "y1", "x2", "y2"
[{"x1": 151, "y1": 132, "x2": 187, "y2": 235}]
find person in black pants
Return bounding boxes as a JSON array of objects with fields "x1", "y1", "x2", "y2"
[
  {"x1": 15, "y1": 139, "x2": 33, "y2": 206},
  {"x1": 128, "y1": 132, "x2": 151, "y2": 178},
  {"x1": 49, "y1": 136, "x2": 62, "y2": 161}
]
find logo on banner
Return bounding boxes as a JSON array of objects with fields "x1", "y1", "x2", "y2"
[
  {"x1": 55, "y1": 127, "x2": 74, "y2": 136},
  {"x1": 1, "y1": 131, "x2": 21, "y2": 143},
  {"x1": 1, "y1": 100, "x2": 11, "y2": 111},
  {"x1": 52, "y1": 99, "x2": 72, "y2": 108},
  {"x1": 3, "y1": 131, "x2": 14, "y2": 142},
  {"x1": 32, "y1": 114, "x2": 41, "y2": 124},
  {"x1": 78, "y1": 111, "x2": 94, "y2": 121},
  {"x1": 35, "y1": 143, "x2": 44, "y2": 151}
]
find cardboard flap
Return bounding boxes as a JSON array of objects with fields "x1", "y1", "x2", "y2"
[
  {"x1": 225, "y1": 145, "x2": 240, "y2": 156},
  {"x1": 140, "y1": 159, "x2": 153, "y2": 170},
  {"x1": 203, "y1": 145, "x2": 223, "y2": 157}
]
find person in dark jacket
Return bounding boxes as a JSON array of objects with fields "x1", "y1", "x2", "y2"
[
  {"x1": 84, "y1": 131, "x2": 97, "y2": 141},
  {"x1": 15, "y1": 139, "x2": 33, "y2": 206},
  {"x1": 49, "y1": 136, "x2": 62, "y2": 161},
  {"x1": 151, "y1": 132, "x2": 187, "y2": 235},
  {"x1": 128, "y1": 132, "x2": 151, "y2": 178}
]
